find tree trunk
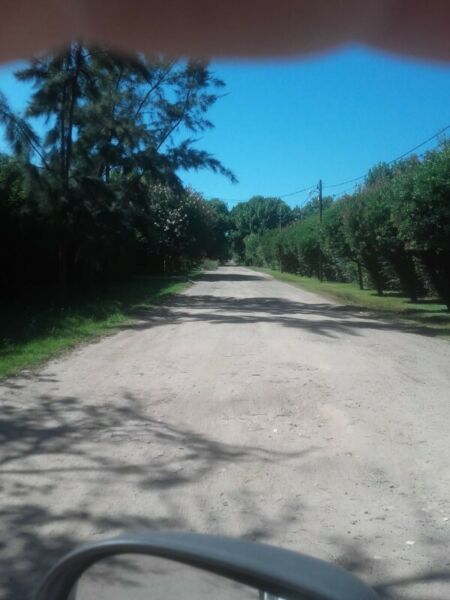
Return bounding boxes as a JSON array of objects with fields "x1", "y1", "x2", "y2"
[
  {"x1": 375, "y1": 277, "x2": 384, "y2": 296},
  {"x1": 64, "y1": 42, "x2": 83, "y2": 189},
  {"x1": 363, "y1": 254, "x2": 384, "y2": 296},
  {"x1": 57, "y1": 43, "x2": 83, "y2": 302},
  {"x1": 388, "y1": 249, "x2": 422, "y2": 302},
  {"x1": 368, "y1": 265, "x2": 384, "y2": 295},
  {"x1": 60, "y1": 59, "x2": 68, "y2": 182},
  {"x1": 58, "y1": 243, "x2": 68, "y2": 304},
  {"x1": 357, "y1": 261, "x2": 363, "y2": 290},
  {"x1": 420, "y1": 251, "x2": 450, "y2": 310}
]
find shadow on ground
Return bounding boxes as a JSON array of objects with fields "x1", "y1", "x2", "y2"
[
  {"x1": 198, "y1": 273, "x2": 267, "y2": 282},
  {"x1": 0, "y1": 390, "x2": 310, "y2": 598},
  {"x1": 123, "y1": 294, "x2": 449, "y2": 339},
  {"x1": 1, "y1": 388, "x2": 449, "y2": 599},
  {"x1": 332, "y1": 537, "x2": 450, "y2": 600}
]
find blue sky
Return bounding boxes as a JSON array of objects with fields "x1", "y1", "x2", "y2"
[{"x1": 1, "y1": 46, "x2": 450, "y2": 207}]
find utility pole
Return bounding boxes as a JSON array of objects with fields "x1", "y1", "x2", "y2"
[{"x1": 318, "y1": 179, "x2": 323, "y2": 281}]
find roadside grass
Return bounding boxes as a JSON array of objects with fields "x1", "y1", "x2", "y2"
[
  {"x1": 253, "y1": 268, "x2": 450, "y2": 339},
  {"x1": 0, "y1": 275, "x2": 196, "y2": 379}
]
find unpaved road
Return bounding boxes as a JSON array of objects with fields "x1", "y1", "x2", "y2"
[{"x1": 1, "y1": 266, "x2": 450, "y2": 599}]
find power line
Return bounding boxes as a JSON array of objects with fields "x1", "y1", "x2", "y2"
[
  {"x1": 219, "y1": 186, "x2": 316, "y2": 205},
  {"x1": 330, "y1": 145, "x2": 441, "y2": 199},
  {"x1": 324, "y1": 123, "x2": 450, "y2": 191},
  {"x1": 324, "y1": 174, "x2": 366, "y2": 190},
  {"x1": 218, "y1": 123, "x2": 450, "y2": 205},
  {"x1": 384, "y1": 123, "x2": 450, "y2": 164},
  {"x1": 277, "y1": 123, "x2": 450, "y2": 196},
  {"x1": 279, "y1": 184, "x2": 316, "y2": 198}
]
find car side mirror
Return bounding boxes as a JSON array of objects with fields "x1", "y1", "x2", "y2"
[{"x1": 34, "y1": 532, "x2": 378, "y2": 600}]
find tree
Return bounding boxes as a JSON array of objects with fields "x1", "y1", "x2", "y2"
[
  {"x1": 230, "y1": 196, "x2": 292, "y2": 260},
  {"x1": 391, "y1": 144, "x2": 450, "y2": 308},
  {"x1": 340, "y1": 192, "x2": 387, "y2": 295},
  {"x1": 299, "y1": 195, "x2": 333, "y2": 220},
  {"x1": 363, "y1": 165, "x2": 423, "y2": 301},
  {"x1": 4, "y1": 44, "x2": 236, "y2": 299},
  {"x1": 16, "y1": 43, "x2": 93, "y2": 299},
  {"x1": 205, "y1": 199, "x2": 231, "y2": 261},
  {"x1": 73, "y1": 50, "x2": 237, "y2": 186},
  {"x1": 0, "y1": 154, "x2": 27, "y2": 295},
  {"x1": 0, "y1": 92, "x2": 42, "y2": 163},
  {"x1": 323, "y1": 200, "x2": 364, "y2": 288}
]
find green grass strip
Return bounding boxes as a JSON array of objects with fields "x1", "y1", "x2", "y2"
[{"x1": 0, "y1": 275, "x2": 196, "y2": 378}]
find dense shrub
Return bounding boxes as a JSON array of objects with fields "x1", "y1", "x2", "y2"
[{"x1": 237, "y1": 144, "x2": 450, "y2": 309}]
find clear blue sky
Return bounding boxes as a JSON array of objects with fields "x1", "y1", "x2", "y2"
[{"x1": 1, "y1": 46, "x2": 450, "y2": 207}]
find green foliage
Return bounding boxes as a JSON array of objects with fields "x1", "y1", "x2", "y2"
[
  {"x1": 339, "y1": 192, "x2": 388, "y2": 294},
  {"x1": 0, "y1": 92, "x2": 40, "y2": 159},
  {"x1": 204, "y1": 198, "x2": 232, "y2": 261},
  {"x1": 244, "y1": 233, "x2": 265, "y2": 266},
  {"x1": 2, "y1": 43, "x2": 450, "y2": 314},
  {"x1": 298, "y1": 195, "x2": 333, "y2": 220},
  {"x1": 391, "y1": 143, "x2": 450, "y2": 307},
  {"x1": 1, "y1": 44, "x2": 236, "y2": 303},
  {"x1": 232, "y1": 196, "x2": 292, "y2": 235},
  {"x1": 0, "y1": 276, "x2": 193, "y2": 378},
  {"x1": 240, "y1": 149, "x2": 450, "y2": 309},
  {"x1": 230, "y1": 196, "x2": 292, "y2": 261}
]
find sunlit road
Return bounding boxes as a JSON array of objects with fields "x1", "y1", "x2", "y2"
[{"x1": 1, "y1": 266, "x2": 450, "y2": 599}]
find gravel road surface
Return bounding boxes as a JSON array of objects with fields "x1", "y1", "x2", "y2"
[{"x1": 1, "y1": 266, "x2": 449, "y2": 599}]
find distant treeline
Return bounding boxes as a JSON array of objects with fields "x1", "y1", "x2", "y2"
[
  {"x1": 0, "y1": 43, "x2": 233, "y2": 303},
  {"x1": 232, "y1": 145, "x2": 450, "y2": 309}
]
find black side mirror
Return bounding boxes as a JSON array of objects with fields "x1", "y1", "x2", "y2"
[{"x1": 34, "y1": 532, "x2": 378, "y2": 600}]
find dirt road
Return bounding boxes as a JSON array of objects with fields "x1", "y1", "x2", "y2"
[{"x1": 1, "y1": 266, "x2": 449, "y2": 599}]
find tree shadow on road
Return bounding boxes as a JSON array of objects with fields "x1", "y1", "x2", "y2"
[
  {"x1": 330, "y1": 537, "x2": 450, "y2": 599},
  {"x1": 198, "y1": 273, "x2": 267, "y2": 282},
  {"x1": 0, "y1": 390, "x2": 313, "y2": 598},
  {"x1": 1, "y1": 388, "x2": 449, "y2": 598},
  {"x1": 120, "y1": 294, "x2": 450, "y2": 339}
]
